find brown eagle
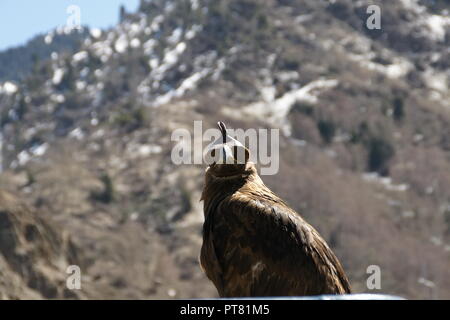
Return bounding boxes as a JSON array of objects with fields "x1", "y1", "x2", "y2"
[{"x1": 200, "y1": 122, "x2": 351, "y2": 297}]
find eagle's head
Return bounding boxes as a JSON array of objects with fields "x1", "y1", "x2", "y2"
[{"x1": 205, "y1": 121, "x2": 251, "y2": 177}]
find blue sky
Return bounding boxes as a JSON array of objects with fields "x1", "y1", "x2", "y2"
[{"x1": 0, "y1": 0, "x2": 140, "y2": 51}]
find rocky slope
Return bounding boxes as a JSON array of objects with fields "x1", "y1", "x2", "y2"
[
  {"x1": 0, "y1": 0, "x2": 449, "y2": 299},
  {"x1": 0, "y1": 189, "x2": 82, "y2": 299}
]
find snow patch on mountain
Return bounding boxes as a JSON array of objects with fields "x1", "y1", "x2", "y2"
[
  {"x1": 224, "y1": 78, "x2": 339, "y2": 135},
  {"x1": 0, "y1": 82, "x2": 18, "y2": 95}
]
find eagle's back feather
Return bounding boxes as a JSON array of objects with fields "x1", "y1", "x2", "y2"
[{"x1": 200, "y1": 163, "x2": 351, "y2": 297}]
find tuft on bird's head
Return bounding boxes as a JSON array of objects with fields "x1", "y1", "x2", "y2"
[{"x1": 204, "y1": 121, "x2": 250, "y2": 176}]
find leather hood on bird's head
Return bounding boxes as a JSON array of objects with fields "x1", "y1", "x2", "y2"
[{"x1": 204, "y1": 122, "x2": 250, "y2": 166}]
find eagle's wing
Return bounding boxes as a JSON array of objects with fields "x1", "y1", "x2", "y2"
[
  {"x1": 202, "y1": 191, "x2": 351, "y2": 297},
  {"x1": 200, "y1": 199, "x2": 227, "y2": 297}
]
